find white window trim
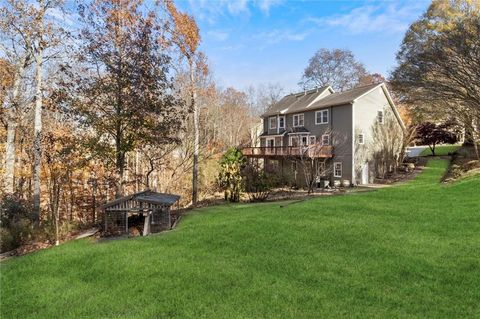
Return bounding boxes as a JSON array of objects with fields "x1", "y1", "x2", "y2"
[
  {"x1": 315, "y1": 109, "x2": 329, "y2": 125},
  {"x1": 377, "y1": 110, "x2": 384, "y2": 125},
  {"x1": 358, "y1": 133, "x2": 365, "y2": 145},
  {"x1": 334, "y1": 162, "x2": 342, "y2": 178},
  {"x1": 309, "y1": 135, "x2": 316, "y2": 145},
  {"x1": 278, "y1": 115, "x2": 285, "y2": 129},
  {"x1": 293, "y1": 114, "x2": 304, "y2": 127},
  {"x1": 322, "y1": 134, "x2": 330, "y2": 146},
  {"x1": 269, "y1": 116, "x2": 277, "y2": 130}
]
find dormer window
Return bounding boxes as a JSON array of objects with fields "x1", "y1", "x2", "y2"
[
  {"x1": 278, "y1": 116, "x2": 285, "y2": 129},
  {"x1": 293, "y1": 114, "x2": 304, "y2": 127},
  {"x1": 377, "y1": 110, "x2": 384, "y2": 124},
  {"x1": 269, "y1": 116, "x2": 277, "y2": 129}
]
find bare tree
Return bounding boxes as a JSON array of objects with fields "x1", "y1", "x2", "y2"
[
  {"x1": 0, "y1": 2, "x2": 34, "y2": 194},
  {"x1": 391, "y1": 1, "x2": 480, "y2": 158},
  {"x1": 1, "y1": 0, "x2": 64, "y2": 220},
  {"x1": 300, "y1": 48, "x2": 367, "y2": 91},
  {"x1": 164, "y1": 0, "x2": 203, "y2": 206},
  {"x1": 246, "y1": 83, "x2": 284, "y2": 116},
  {"x1": 370, "y1": 112, "x2": 404, "y2": 178}
]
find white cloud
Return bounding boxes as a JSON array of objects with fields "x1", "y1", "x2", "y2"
[
  {"x1": 255, "y1": 29, "x2": 309, "y2": 44},
  {"x1": 207, "y1": 30, "x2": 230, "y2": 41},
  {"x1": 187, "y1": 0, "x2": 284, "y2": 22},
  {"x1": 227, "y1": 0, "x2": 249, "y2": 14},
  {"x1": 256, "y1": 0, "x2": 284, "y2": 15},
  {"x1": 306, "y1": 3, "x2": 423, "y2": 34}
]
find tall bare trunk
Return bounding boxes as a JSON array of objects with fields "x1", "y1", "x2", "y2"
[
  {"x1": 4, "y1": 55, "x2": 28, "y2": 194},
  {"x1": 190, "y1": 59, "x2": 199, "y2": 205},
  {"x1": 4, "y1": 119, "x2": 16, "y2": 194},
  {"x1": 33, "y1": 52, "x2": 43, "y2": 222}
]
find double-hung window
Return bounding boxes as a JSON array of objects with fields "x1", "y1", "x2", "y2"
[
  {"x1": 278, "y1": 116, "x2": 285, "y2": 129},
  {"x1": 334, "y1": 162, "x2": 342, "y2": 177},
  {"x1": 309, "y1": 136, "x2": 316, "y2": 145},
  {"x1": 269, "y1": 116, "x2": 277, "y2": 130},
  {"x1": 322, "y1": 134, "x2": 330, "y2": 146},
  {"x1": 315, "y1": 109, "x2": 329, "y2": 124},
  {"x1": 293, "y1": 114, "x2": 304, "y2": 127}
]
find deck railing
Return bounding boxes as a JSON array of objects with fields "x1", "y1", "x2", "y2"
[{"x1": 241, "y1": 146, "x2": 333, "y2": 158}]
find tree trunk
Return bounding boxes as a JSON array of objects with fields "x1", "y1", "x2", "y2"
[
  {"x1": 33, "y1": 52, "x2": 43, "y2": 222},
  {"x1": 4, "y1": 119, "x2": 16, "y2": 194},
  {"x1": 190, "y1": 59, "x2": 199, "y2": 205},
  {"x1": 4, "y1": 55, "x2": 28, "y2": 194}
]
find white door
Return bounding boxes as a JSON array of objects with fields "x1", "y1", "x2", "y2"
[{"x1": 361, "y1": 162, "x2": 369, "y2": 185}]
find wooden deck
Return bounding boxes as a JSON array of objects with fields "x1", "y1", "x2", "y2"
[{"x1": 242, "y1": 146, "x2": 333, "y2": 158}]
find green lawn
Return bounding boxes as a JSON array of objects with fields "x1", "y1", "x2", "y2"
[
  {"x1": 420, "y1": 144, "x2": 461, "y2": 156},
  {"x1": 1, "y1": 160, "x2": 480, "y2": 318}
]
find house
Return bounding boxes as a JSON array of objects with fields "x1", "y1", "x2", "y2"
[{"x1": 242, "y1": 82, "x2": 405, "y2": 187}]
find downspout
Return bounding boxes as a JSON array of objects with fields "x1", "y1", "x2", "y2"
[{"x1": 351, "y1": 102, "x2": 356, "y2": 185}]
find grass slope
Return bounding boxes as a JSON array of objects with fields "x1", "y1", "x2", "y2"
[
  {"x1": 420, "y1": 145, "x2": 461, "y2": 156},
  {"x1": 1, "y1": 160, "x2": 480, "y2": 318}
]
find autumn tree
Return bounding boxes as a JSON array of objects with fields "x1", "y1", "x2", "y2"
[
  {"x1": 1, "y1": 0, "x2": 64, "y2": 221},
  {"x1": 164, "y1": 0, "x2": 203, "y2": 205},
  {"x1": 1, "y1": 3, "x2": 32, "y2": 196},
  {"x1": 64, "y1": 0, "x2": 184, "y2": 197},
  {"x1": 300, "y1": 48, "x2": 367, "y2": 91},
  {"x1": 391, "y1": 0, "x2": 480, "y2": 157}
]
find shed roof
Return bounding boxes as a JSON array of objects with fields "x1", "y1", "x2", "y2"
[{"x1": 102, "y1": 190, "x2": 180, "y2": 209}]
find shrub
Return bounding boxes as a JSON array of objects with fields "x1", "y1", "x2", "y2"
[
  {"x1": 242, "y1": 162, "x2": 277, "y2": 202},
  {"x1": 0, "y1": 195, "x2": 35, "y2": 253},
  {"x1": 218, "y1": 148, "x2": 245, "y2": 202}
]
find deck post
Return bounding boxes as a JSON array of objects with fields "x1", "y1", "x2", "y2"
[{"x1": 125, "y1": 211, "x2": 128, "y2": 235}]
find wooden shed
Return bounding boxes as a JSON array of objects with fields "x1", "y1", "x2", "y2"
[{"x1": 102, "y1": 190, "x2": 180, "y2": 236}]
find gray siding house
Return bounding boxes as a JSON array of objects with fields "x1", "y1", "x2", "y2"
[{"x1": 243, "y1": 83, "x2": 405, "y2": 187}]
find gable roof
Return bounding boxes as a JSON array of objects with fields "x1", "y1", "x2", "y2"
[
  {"x1": 308, "y1": 83, "x2": 381, "y2": 110},
  {"x1": 262, "y1": 86, "x2": 332, "y2": 117},
  {"x1": 102, "y1": 190, "x2": 180, "y2": 209}
]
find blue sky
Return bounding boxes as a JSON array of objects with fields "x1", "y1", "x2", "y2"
[{"x1": 177, "y1": 0, "x2": 430, "y2": 93}]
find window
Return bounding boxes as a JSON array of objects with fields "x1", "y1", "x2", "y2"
[
  {"x1": 334, "y1": 162, "x2": 342, "y2": 177},
  {"x1": 377, "y1": 110, "x2": 384, "y2": 124},
  {"x1": 322, "y1": 134, "x2": 330, "y2": 146},
  {"x1": 358, "y1": 133, "x2": 365, "y2": 145},
  {"x1": 301, "y1": 136, "x2": 308, "y2": 146},
  {"x1": 309, "y1": 136, "x2": 316, "y2": 145},
  {"x1": 266, "y1": 138, "x2": 275, "y2": 148},
  {"x1": 269, "y1": 116, "x2": 277, "y2": 129},
  {"x1": 278, "y1": 116, "x2": 285, "y2": 129},
  {"x1": 315, "y1": 109, "x2": 329, "y2": 124},
  {"x1": 293, "y1": 114, "x2": 304, "y2": 127}
]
